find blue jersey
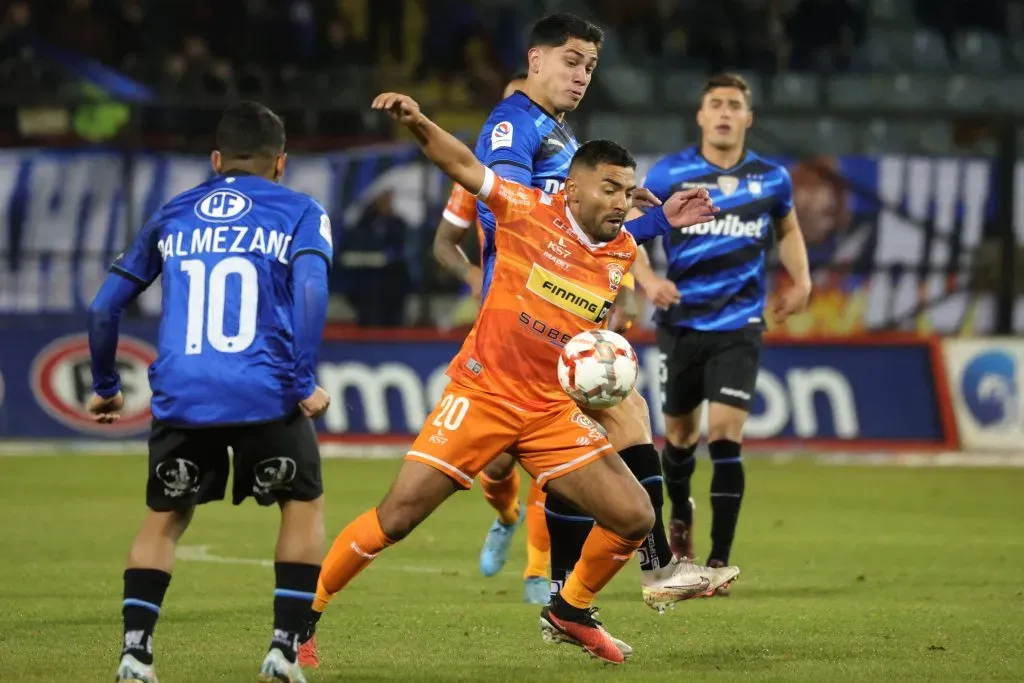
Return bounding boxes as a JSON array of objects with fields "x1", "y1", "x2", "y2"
[
  {"x1": 473, "y1": 91, "x2": 579, "y2": 298},
  {"x1": 644, "y1": 147, "x2": 793, "y2": 331},
  {"x1": 111, "y1": 172, "x2": 333, "y2": 426}
]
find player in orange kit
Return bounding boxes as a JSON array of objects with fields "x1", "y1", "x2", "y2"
[{"x1": 305, "y1": 91, "x2": 737, "y2": 664}]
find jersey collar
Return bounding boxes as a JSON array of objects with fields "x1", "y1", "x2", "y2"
[
  {"x1": 565, "y1": 204, "x2": 608, "y2": 250},
  {"x1": 696, "y1": 146, "x2": 749, "y2": 173}
]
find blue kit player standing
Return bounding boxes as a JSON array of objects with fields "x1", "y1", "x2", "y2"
[
  {"x1": 431, "y1": 13, "x2": 739, "y2": 633},
  {"x1": 87, "y1": 102, "x2": 332, "y2": 683},
  {"x1": 633, "y1": 74, "x2": 812, "y2": 593}
]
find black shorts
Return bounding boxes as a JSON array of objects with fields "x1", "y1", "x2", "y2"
[
  {"x1": 146, "y1": 409, "x2": 322, "y2": 511},
  {"x1": 656, "y1": 326, "x2": 763, "y2": 415}
]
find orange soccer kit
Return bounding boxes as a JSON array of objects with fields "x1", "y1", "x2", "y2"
[
  {"x1": 443, "y1": 181, "x2": 550, "y2": 579},
  {"x1": 317, "y1": 171, "x2": 643, "y2": 613}
]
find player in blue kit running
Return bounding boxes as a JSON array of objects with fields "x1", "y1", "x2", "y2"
[
  {"x1": 633, "y1": 74, "x2": 812, "y2": 594},
  {"x1": 87, "y1": 102, "x2": 331, "y2": 683}
]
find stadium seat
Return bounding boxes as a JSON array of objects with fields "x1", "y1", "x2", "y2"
[
  {"x1": 955, "y1": 31, "x2": 1005, "y2": 72},
  {"x1": 813, "y1": 118, "x2": 858, "y2": 156},
  {"x1": 852, "y1": 32, "x2": 898, "y2": 71},
  {"x1": 598, "y1": 66, "x2": 653, "y2": 109},
  {"x1": 826, "y1": 74, "x2": 891, "y2": 108},
  {"x1": 662, "y1": 70, "x2": 707, "y2": 109},
  {"x1": 887, "y1": 73, "x2": 945, "y2": 109},
  {"x1": 770, "y1": 72, "x2": 821, "y2": 108},
  {"x1": 914, "y1": 122, "x2": 954, "y2": 155},
  {"x1": 587, "y1": 113, "x2": 633, "y2": 147},
  {"x1": 633, "y1": 116, "x2": 686, "y2": 152},
  {"x1": 753, "y1": 118, "x2": 816, "y2": 154},
  {"x1": 861, "y1": 119, "x2": 910, "y2": 154},
  {"x1": 990, "y1": 76, "x2": 1024, "y2": 112},
  {"x1": 943, "y1": 75, "x2": 997, "y2": 110},
  {"x1": 909, "y1": 29, "x2": 951, "y2": 72}
]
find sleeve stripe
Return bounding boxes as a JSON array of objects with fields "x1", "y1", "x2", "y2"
[
  {"x1": 488, "y1": 159, "x2": 531, "y2": 172},
  {"x1": 441, "y1": 209, "x2": 472, "y2": 229},
  {"x1": 477, "y1": 167, "x2": 496, "y2": 201},
  {"x1": 109, "y1": 264, "x2": 149, "y2": 287},
  {"x1": 292, "y1": 248, "x2": 332, "y2": 272}
]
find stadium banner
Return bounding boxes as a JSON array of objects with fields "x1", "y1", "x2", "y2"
[
  {"x1": 942, "y1": 338, "x2": 1024, "y2": 452},
  {"x1": 0, "y1": 148, "x2": 1022, "y2": 335},
  {"x1": 0, "y1": 323, "x2": 958, "y2": 451}
]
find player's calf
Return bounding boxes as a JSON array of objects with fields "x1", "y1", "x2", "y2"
[
  {"x1": 119, "y1": 509, "x2": 191, "y2": 673},
  {"x1": 314, "y1": 461, "x2": 457, "y2": 615},
  {"x1": 708, "y1": 439, "x2": 744, "y2": 566}
]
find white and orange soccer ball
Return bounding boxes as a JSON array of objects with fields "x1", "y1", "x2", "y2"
[{"x1": 557, "y1": 330, "x2": 639, "y2": 410}]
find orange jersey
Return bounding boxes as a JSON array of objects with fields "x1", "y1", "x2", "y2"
[
  {"x1": 442, "y1": 183, "x2": 486, "y2": 262},
  {"x1": 447, "y1": 169, "x2": 638, "y2": 409}
]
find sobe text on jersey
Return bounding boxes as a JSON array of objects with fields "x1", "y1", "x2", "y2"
[{"x1": 156, "y1": 226, "x2": 293, "y2": 264}]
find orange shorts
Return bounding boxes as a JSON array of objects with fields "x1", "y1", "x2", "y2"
[{"x1": 406, "y1": 381, "x2": 613, "y2": 490}]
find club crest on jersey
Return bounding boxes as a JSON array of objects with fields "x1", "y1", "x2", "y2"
[
  {"x1": 717, "y1": 176, "x2": 739, "y2": 196},
  {"x1": 607, "y1": 263, "x2": 624, "y2": 292},
  {"x1": 194, "y1": 188, "x2": 253, "y2": 222},
  {"x1": 491, "y1": 121, "x2": 514, "y2": 150},
  {"x1": 747, "y1": 177, "x2": 763, "y2": 196}
]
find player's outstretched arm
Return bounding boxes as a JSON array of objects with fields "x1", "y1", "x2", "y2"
[
  {"x1": 372, "y1": 93, "x2": 487, "y2": 195},
  {"x1": 624, "y1": 188, "x2": 717, "y2": 243},
  {"x1": 87, "y1": 274, "x2": 144, "y2": 422}
]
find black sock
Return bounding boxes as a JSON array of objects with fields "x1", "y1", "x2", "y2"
[
  {"x1": 544, "y1": 494, "x2": 593, "y2": 599},
  {"x1": 620, "y1": 443, "x2": 673, "y2": 571},
  {"x1": 708, "y1": 439, "x2": 745, "y2": 564},
  {"x1": 661, "y1": 441, "x2": 697, "y2": 524},
  {"x1": 271, "y1": 562, "x2": 320, "y2": 662},
  {"x1": 122, "y1": 568, "x2": 171, "y2": 665}
]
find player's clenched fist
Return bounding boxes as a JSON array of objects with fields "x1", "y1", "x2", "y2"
[
  {"x1": 299, "y1": 385, "x2": 331, "y2": 419},
  {"x1": 371, "y1": 93, "x2": 422, "y2": 125},
  {"x1": 662, "y1": 187, "x2": 717, "y2": 228},
  {"x1": 88, "y1": 392, "x2": 124, "y2": 424}
]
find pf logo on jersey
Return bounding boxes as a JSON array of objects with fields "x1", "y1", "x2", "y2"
[
  {"x1": 194, "y1": 188, "x2": 253, "y2": 223},
  {"x1": 607, "y1": 263, "x2": 624, "y2": 293},
  {"x1": 491, "y1": 121, "x2": 514, "y2": 150},
  {"x1": 31, "y1": 333, "x2": 157, "y2": 436}
]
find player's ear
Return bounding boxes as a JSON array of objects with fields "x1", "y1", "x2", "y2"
[
  {"x1": 527, "y1": 46, "x2": 542, "y2": 75},
  {"x1": 274, "y1": 153, "x2": 287, "y2": 182},
  {"x1": 210, "y1": 150, "x2": 222, "y2": 174}
]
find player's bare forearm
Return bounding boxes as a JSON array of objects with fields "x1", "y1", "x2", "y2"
[
  {"x1": 629, "y1": 245, "x2": 659, "y2": 291},
  {"x1": 776, "y1": 211, "x2": 811, "y2": 291},
  {"x1": 404, "y1": 115, "x2": 485, "y2": 195},
  {"x1": 432, "y1": 220, "x2": 473, "y2": 281}
]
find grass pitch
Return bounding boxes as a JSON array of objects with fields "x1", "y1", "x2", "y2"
[{"x1": 1, "y1": 454, "x2": 1022, "y2": 682}]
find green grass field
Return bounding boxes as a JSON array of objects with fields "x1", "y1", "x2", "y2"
[{"x1": 2, "y1": 454, "x2": 1023, "y2": 682}]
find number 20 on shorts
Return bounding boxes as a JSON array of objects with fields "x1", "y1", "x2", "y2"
[{"x1": 432, "y1": 393, "x2": 470, "y2": 431}]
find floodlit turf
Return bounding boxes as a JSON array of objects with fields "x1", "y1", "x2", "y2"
[{"x1": 1, "y1": 455, "x2": 1023, "y2": 682}]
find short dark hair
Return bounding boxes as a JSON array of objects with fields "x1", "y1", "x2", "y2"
[
  {"x1": 569, "y1": 139, "x2": 636, "y2": 174},
  {"x1": 215, "y1": 101, "x2": 285, "y2": 160},
  {"x1": 528, "y1": 13, "x2": 603, "y2": 49},
  {"x1": 701, "y1": 73, "x2": 753, "y2": 105}
]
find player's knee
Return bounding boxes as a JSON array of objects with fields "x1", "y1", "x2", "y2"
[
  {"x1": 602, "y1": 491, "x2": 654, "y2": 542},
  {"x1": 707, "y1": 421, "x2": 743, "y2": 443},
  {"x1": 665, "y1": 420, "x2": 700, "y2": 449},
  {"x1": 374, "y1": 499, "x2": 426, "y2": 541}
]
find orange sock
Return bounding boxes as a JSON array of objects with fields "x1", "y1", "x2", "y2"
[
  {"x1": 480, "y1": 467, "x2": 521, "y2": 526},
  {"x1": 524, "y1": 481, "x2": 550, "y2": 579},
  {"x1": 313, "y1": 508, "x2": 395, "y2": 613},
  {"x1": 560, "y1": 526, "x2": 643, "y2": 610}
]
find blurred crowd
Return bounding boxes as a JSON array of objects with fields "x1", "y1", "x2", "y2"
[{"x1": 0, "y1": 0, "x2": 1017, "y2": 109}]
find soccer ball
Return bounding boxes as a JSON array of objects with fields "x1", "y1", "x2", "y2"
[{"x1": 557, "y1": 330, "x2": 639, "y2": 410}]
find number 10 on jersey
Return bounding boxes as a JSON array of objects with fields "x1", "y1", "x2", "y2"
[{"x1": 180, "y1": 257, "x2": 259, "y2": 355}]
